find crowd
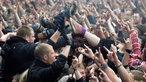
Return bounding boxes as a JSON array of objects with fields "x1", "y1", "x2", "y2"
[{"x1": 0, "y1": 0, "x2": 146, "y2": 82}]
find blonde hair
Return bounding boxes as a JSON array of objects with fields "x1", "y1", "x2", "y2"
[
  {"x1": 19, "y1": 69, "x2": 29, "y2": 82},
  {"x1": 34, "y1": 43, "x2": 53, "y2": 60},
  {"x1": 16, "y1": 25, "x2": 34, "y2": 38},
  {"x1": 130, "y1": 70, "x2": 145, "y2": 81}
]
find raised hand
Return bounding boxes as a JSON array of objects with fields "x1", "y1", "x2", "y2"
[
  {"x1": 105, "y1": 12, "x2": 111, "y2": 22},
  {"x1": 0, "y1": 2, "x2": 2, "y2": 8},
  {"x1": 127, "y1": 21, "x2": 134, "y2": 30},
  {"x1": 125, "y1": 38, "x2": 132, "y2": 50},
  {"x1": 82, "y1": 44, "x2": 95, "y2": 60},
  {"x1": 12, "y1": 5, "x2": 17, "y2": 13},
  {"x1": 72, "y1": 56, "x2": 79, "y2": 69},
  {"x1": 102, "y1": 0, "x2": 111, "y2": 10},
  {"x1": 89, "y1": 75, "x2": 99, "y2": 82},
  {"x1": 87, "y1": 64, "x2": 99, "y2": 71},
  {"x1": 95, "y1": 47, "x2": 106, "y2": 64},
  {"x1": 99, "y1": 69, "x2": 112, "y2": 82},
  {"x1": 104, "y1": 45, "x2": 119, "y2": 64},
  {"x1": 89, "y1": 67, "x2": 99, "y2": 82},
  {"x1": 90, "y1": 67, "x2": 95, "y2": 77}
]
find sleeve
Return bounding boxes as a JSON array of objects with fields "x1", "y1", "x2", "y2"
[
  {"x1": 76, "y1": 78, "x2": 86, "y2": 82},
  {"x1": 39, "y1": 55, "x2": 67, "y2": 82},
  {"x1": 47, "y1": 36, "x2": 67, "y2": 49}
]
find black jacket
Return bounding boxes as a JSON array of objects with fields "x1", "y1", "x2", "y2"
[
  {"x1": 0, "y1": 36, "x2": 37, "y2": 82},
  {"x1": 27, "y1": 55, "x2": 67, "y2": 82},
  {"x1": 0, "y1": 36, "x2": 68, "y2": 82}
]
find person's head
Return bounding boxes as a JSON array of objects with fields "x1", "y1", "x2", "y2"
[
  {"x1": 34, "y1": 43, "x2": 57, "y2": 64},
  {"x1": 129, "y1": 70, "x2": 145, "y2": 81},
  {"x1": 48, "y1": 16, "x2": 54, "y2": 23},
  {"x1": 77, "y1": 64, "x2": 86, "y2": 78},
  {"x1": 21, "y1": 18, "x2": 27, "y2": 25},
  {"x1": 116, "y1": 38, "x2": 126, "y2": 52},
  {"x1": 16, "y1": 25, "x2": 35, "y2": 43},
  {"x1": 28, "y1": 15, "x2": 35, "y2": 23},
  {"x1": 12, "y1": 74, "x2": 20, "y2": 82},
  {"x1": 133, "y1": 13, "x2": 142, "y2": 25}
]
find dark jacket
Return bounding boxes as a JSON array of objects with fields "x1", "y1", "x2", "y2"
[
  {"x1": 27, "y1": 55, "x2": 67, "y2": 82},
  {"x1": 0, "y1": 36, "x2": 37, "y2": 82}
]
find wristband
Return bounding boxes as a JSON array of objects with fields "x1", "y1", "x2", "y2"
[
  {"x1": 100, "y1": 64, "x2": 108, "y2": 70},
  {"x1": 123, "y1": 65, "x2": 128, "y2": 68},
  {"x1": 125, "y1": 49, "x2": 131, "y2": 54}
]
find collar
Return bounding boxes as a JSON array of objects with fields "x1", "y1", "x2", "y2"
[
  {"x1": 33, "y1": 59, "x2": 50, "y2": 67},
  {"x1": 6, "y1": 36, "x2": 28, "y2": 45}
]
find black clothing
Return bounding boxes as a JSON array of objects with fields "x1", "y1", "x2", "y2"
[
  {"x1": 2, "y1": 26, "x2": 14, "y2": 34},
  {"x1": 67, "y1": 77, "x2": 86, "y2": 82},
  {"x1": 76, "y1": 78, "x2": 86, "y2": 82},
  {"x1": 0, "y1": 36, "x2": 37, "y2": 82},
  {"x1": 27, "y1": 55, "x2": 67, "y2": 82},
  {"x1": 0, "y1": 35, "x2": 68, "y2": 82}
]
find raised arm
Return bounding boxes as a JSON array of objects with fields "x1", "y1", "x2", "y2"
[
  {"x1": 0, "y1": 32, "x2": 16, "y2": 41},
  {"x1": 72, "y1": 56, "x2": 86, "y2": 82},
  {"x1": 50, "y1": 30, "x2": 61, "y2": 43},
  {"x1": 82, "y1": 45, "x2": 119, "y2": 82},
  {"x1": 106, "y1": 13, "x2": 117, "y2": 38},
  {"x1": 15, "y1": 0, "x2": 25, "y2": 17},
  {"x1": 0, "y1": 15, "x2": 8, "y2": 28},
  {"x1": 12, "y1": 5, "x2": 22, "y2": 27},
  {"x1": 101, "y1": 0, "x2": 118, "y2": 20},
  {"x1": 110, "y1": 0, "x2": 120, "y2": 9},
  {"x1": 60, "y1": 45, "x2": 71, "y2": 58},
  {"x1": 126, "y1": 0, "x2": 136, "y2": 10},
  {"x1": 122, "y1": 38, "x2": 132, "y2": 67},
  {"x1": 48, "y1": 1, "x2": 59, "y2": 16},
  {"x1": 104, "y1": 44, "x2": 133, "y2": 82},
  {"x1": 0, "y1": 22, "x2": 4, "y2": 38}
]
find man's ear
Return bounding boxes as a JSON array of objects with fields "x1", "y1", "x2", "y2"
[
  {"x1": 23, "y1": 35, "x2": 29, "y2": 42},
  {"x1": 42, "y1": 54, "x2": 48, "y2": 61}
]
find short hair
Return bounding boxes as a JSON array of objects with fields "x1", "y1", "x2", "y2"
[
  {"x1": 130, "y1": 70, "x2": 144, "y2": 81},
  {"x1": 34, "y1": 43, "x2": 53, "y2": 60},
  {"x1": 16, "y1": 25, "x2": 34, "y2": 38}
]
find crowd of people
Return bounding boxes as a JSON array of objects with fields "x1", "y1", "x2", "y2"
[{"x1": 0, "y1": 0, "x2": 146, "y2": 82}]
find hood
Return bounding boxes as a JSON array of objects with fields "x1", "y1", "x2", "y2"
[{"x1": 6, "y1": 36, "x2": 28, "y2": 45}]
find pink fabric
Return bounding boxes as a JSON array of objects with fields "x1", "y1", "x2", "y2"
[
  {"x1": 74, "y1": 23, "x2": 86, "y2": 35},
  {"x1": 75, "y1": 23, "x2": 83, "y2": 33}
]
